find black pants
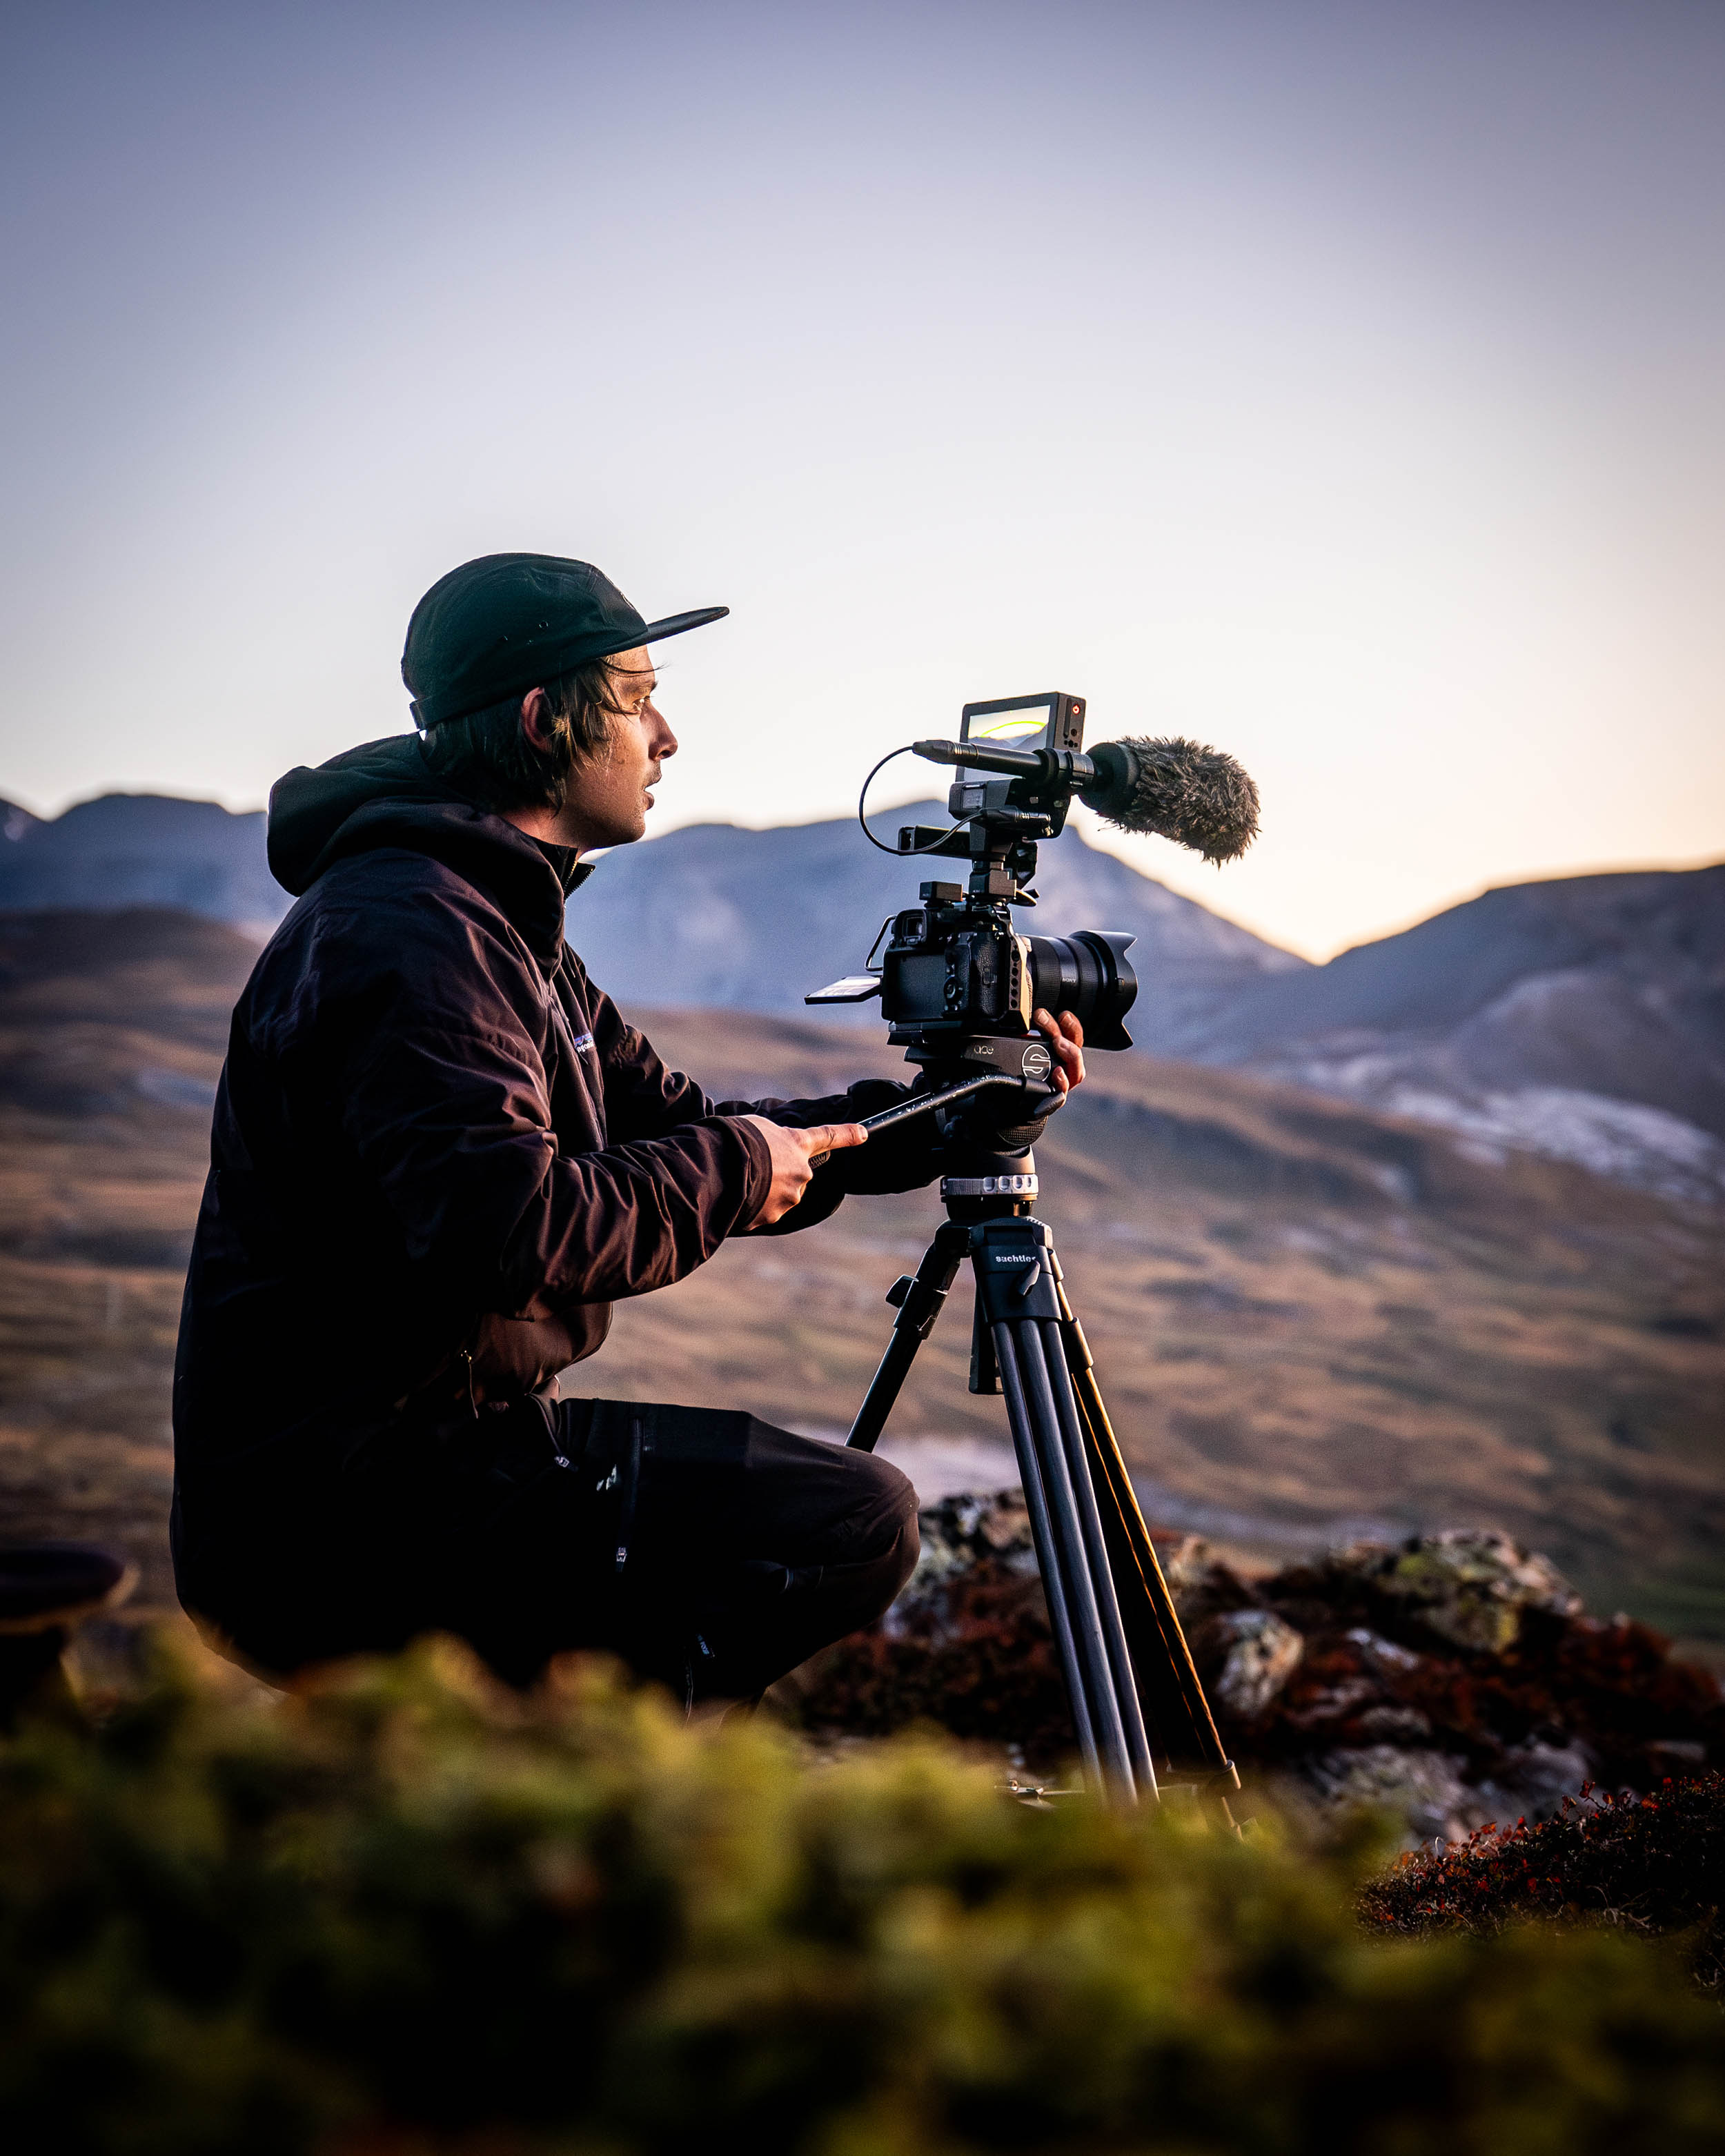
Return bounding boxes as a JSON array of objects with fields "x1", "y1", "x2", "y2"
[
  {"x1": 448, "y1": 1396, "x2": 920, "y2": 1701},
  {"x1": 187, "y1": 1394, "x2": 920, "y2": 1705}
]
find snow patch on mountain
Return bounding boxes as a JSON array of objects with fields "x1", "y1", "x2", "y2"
[{"x1": 1279, "y1": 1051, "x2": 1725, "y2": 1206}]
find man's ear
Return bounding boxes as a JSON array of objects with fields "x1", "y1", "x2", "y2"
[{"x1": 519, "y1": 687, "x2": 558, "y2": 753}]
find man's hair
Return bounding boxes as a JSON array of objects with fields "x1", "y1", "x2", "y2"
[{"x1": 422, "y1": 654, "x2": 639, "y2": 813}]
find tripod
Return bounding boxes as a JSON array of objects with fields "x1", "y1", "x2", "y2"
[{"x1": 844, "y1": 1121, "x2": 1235, "y2": 1806}]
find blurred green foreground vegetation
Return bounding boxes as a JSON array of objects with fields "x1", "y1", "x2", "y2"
[{"x1": 1, "y1": 1634, "x2": 1721, "y2": 2155}]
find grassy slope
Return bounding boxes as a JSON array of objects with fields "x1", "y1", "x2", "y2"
[{"x1": 1, "y1": 911, "x2": 1720, "y2": 1636}]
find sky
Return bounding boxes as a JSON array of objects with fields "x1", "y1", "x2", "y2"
[{"x1": 1, "y1": 1, "x2": 1720, "y2": 960}]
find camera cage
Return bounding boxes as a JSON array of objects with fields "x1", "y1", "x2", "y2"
[{"x1": 808, "y1": 693, "x2": 1138, "y2": 1099}]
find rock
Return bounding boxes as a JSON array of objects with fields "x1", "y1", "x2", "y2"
[
  {"x1": 1356, "y1": 1704, "x2": 1434, "y2": 1743},
  {"x1": 818, "y1": 1497, "x2": 1715, "y2": 1813},
  {"x1": 1324, "y1": 1529, "x2": 1582, "y2": 1654},
  {"x1": 1343, "y1": 1626, "x2": 1423, "y2": 1678},
  {"x1": 0, "y1": 1541, "x2": 137, "y2": 1724},
  {"x1": 1196, "y1": 1608, "x2": 1305, "y2": 1717},
  {"x1": 1474, "y1": 1739, "x2": 1597, "y2": 1823},
  {"x1": 1297, "y1": 1745, "x2": 1484, "y2": 1844},
  {"x1": 1647, "y1": 1738, "x2": 1708, "y2": 1768},
  {"x1": 888, "y1": 1490, "x2": 1037, "y2": 1625}
]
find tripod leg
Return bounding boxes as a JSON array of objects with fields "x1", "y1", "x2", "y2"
[
  {"x1": 1030, "y1": 1318, "x2": 1157, "y2": 1794},
  {"x1": 989, "y1": 1318, "x2": 1103, "y2": 1790},
  {"x1": 969, "y1": 1294, "x2": 1000, "y2": 1395},
  {"x1": 1005, "y1": 1320, "x2": 1140, "y2": 1801},
  {"x1": 847, "y1": 1222, "x2": 969, "y2": 1452},
  {"x1": 1058, "y1": 1303, "x2": 1235, "y2": 1782}
]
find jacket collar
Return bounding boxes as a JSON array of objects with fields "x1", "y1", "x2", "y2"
[{"x1": 267, "y1": 734, "x2": 582, "y2": 966}]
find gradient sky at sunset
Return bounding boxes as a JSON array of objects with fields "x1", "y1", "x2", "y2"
[{"x1": 1, "y1": 2, "x2": 1720, "y2": 958}]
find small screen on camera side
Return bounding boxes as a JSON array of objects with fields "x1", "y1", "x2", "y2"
[{"x1": 960, "y1": 698, "x2": 1054, "y2": 751}]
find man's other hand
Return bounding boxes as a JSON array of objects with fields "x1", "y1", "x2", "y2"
[
  {"x1": 1033, "y1": 1008, "x2": 1086, "y2": 1093},
  {"x1": 741, "y1": 1116, "x2": 868, "y2": 1225}
]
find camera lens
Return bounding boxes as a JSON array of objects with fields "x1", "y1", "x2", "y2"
[{"x1": 1025, "y1": 930, "x2": 1138, "y2": 1049}]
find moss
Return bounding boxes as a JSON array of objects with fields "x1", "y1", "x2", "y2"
[{"x1": 0, "y1": 1631, "x2": 1722, "y2": 2153}]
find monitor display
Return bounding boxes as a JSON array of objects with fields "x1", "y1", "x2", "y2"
[{"x1": 960, "y1": 696, "x2": 1056, "y2": 751}]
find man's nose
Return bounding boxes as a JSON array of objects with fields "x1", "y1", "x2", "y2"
[{"x1": 648, "y1": 703, "x2": 678, "y2": 758}]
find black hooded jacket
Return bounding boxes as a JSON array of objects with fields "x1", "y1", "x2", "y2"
[{"x1": 170, "y1": 735, "x2": 936, "y2": 1634}]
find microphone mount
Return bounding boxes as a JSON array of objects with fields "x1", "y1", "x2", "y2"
[
  {"x1": 912, "y1": 735, "x2": 1094, "y2": 786},
  {"x1": 911, "y1": 734, "x2": 1143, "y2": 832}
]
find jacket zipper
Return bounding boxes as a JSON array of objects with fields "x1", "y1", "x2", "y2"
[{"x1": 614, "y1": 1407, "x2": 644, "y2": 1573}]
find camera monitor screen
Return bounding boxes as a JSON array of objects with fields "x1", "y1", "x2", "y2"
[{"x1": 960, "y1": 693, "x2": 1058, "y2": 753}]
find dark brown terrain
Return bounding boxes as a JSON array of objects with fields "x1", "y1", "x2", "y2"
[{"x1": 1, "y1": 907, "x2": 1721, "y2": 1645}]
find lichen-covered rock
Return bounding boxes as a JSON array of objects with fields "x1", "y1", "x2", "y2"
[
  {"x1": 1323, "y1": 1528, "x2": 1582, "y2": 1654},
  {"x1": 800, "y1": 1496, "x2": 1717, "y2": 1807},
  {"x1": 1297, "y1": 1744, "x2": 1483, "y2": 1844},
  {"x1": 881, "y1": 1489, "x2": 1038, "y2": 1639},
  {"x1": 1474, "y1": 1738, "x2": 1598, "y2": 1823},
  {"x1": 1196, "y1": 1607, "x2": 1305, "y2": 1717}
]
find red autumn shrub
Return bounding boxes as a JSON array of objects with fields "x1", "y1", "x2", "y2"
[{"x1": 1359, "y1": 1770, "x2": 1725, "y2": 1990}]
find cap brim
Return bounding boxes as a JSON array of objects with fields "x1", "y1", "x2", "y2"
[
  {"x1": 415, "y1": 606, "x2": 732, "y2": 729},
  {"x1": 593, "y1": 606, "x2": 729, "y2": 660}
]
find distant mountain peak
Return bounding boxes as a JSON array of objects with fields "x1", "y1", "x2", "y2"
[
  {"x1": 0, "y1": 789, "x2": 279, "y2": 936},
  {"x1": 570, "y1": 800, "x2": 1302, "y2": 1045}
]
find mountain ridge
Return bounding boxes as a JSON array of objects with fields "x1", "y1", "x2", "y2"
[
  {"x1": 0, "y1": 791, "x2": 278, "y2": 935},
  {"x1": 1183, "y1": 863, "x2": 1725, "y2": 1198},
  {"x1": 2, "y1": 782, "x2": 1718, "y2": 1201}
]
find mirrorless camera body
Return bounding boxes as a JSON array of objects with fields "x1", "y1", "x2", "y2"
[{"x1": 878, "y1": 887, "x2": 1136, "y2": 1060}]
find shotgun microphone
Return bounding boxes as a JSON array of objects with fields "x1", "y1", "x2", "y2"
[
  {"x1": 910, "y1": 732, "x2": 1260, "y2": 864},
  {"x1": 1079, "y1": 735, "x2": 1259, "y2": 863}
]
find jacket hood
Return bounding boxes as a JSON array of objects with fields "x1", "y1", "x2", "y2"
[{"x1": 267, "y1": 733, "x2": 591, "y2": 965}]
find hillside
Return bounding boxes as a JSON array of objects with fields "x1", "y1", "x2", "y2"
[
  {"x1": 0, "y1": 907, "x2": 1719, "y2": 1648},
  {"x1": 1183, "y1": 864, "x2": 1725, "y2": 1202},
  {"x1": 575, "y1": 845, "x2": 1725, "y2": 1206},
  {"x1": 0, "y1": 779, "x2": 1304, "y2": 1046}
]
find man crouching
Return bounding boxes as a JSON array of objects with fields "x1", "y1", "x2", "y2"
[{"x1": 172, "y1": 551, "x2": 1085, "y2": 1704}]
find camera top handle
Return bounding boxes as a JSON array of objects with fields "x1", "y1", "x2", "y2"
[{"x1": 805, "y1": 1065, "x2": 1060, "y2": 1169}]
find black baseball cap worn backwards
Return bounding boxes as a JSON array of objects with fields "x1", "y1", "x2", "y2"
[{"x1": 402, "y1": 553, "x2": 728, "y2": 730}]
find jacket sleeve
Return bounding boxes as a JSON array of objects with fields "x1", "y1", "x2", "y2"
[
  {"x1": 584, "y1": 972, "x2": 720, "y2": 1139},
  {"x1": 319, "y1": 898, "x2": 773, "y2": 1311},
  {"x1": 576, "y1": 965, "x2": 943, "y2": 1236},
  {"x1": 714, "y1": 1076, "x2": 946, "y2": 1236}
]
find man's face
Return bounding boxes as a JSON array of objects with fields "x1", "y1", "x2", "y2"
[{"x1": 556, "y1": 646, "x2": 678, "y2": 851}]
